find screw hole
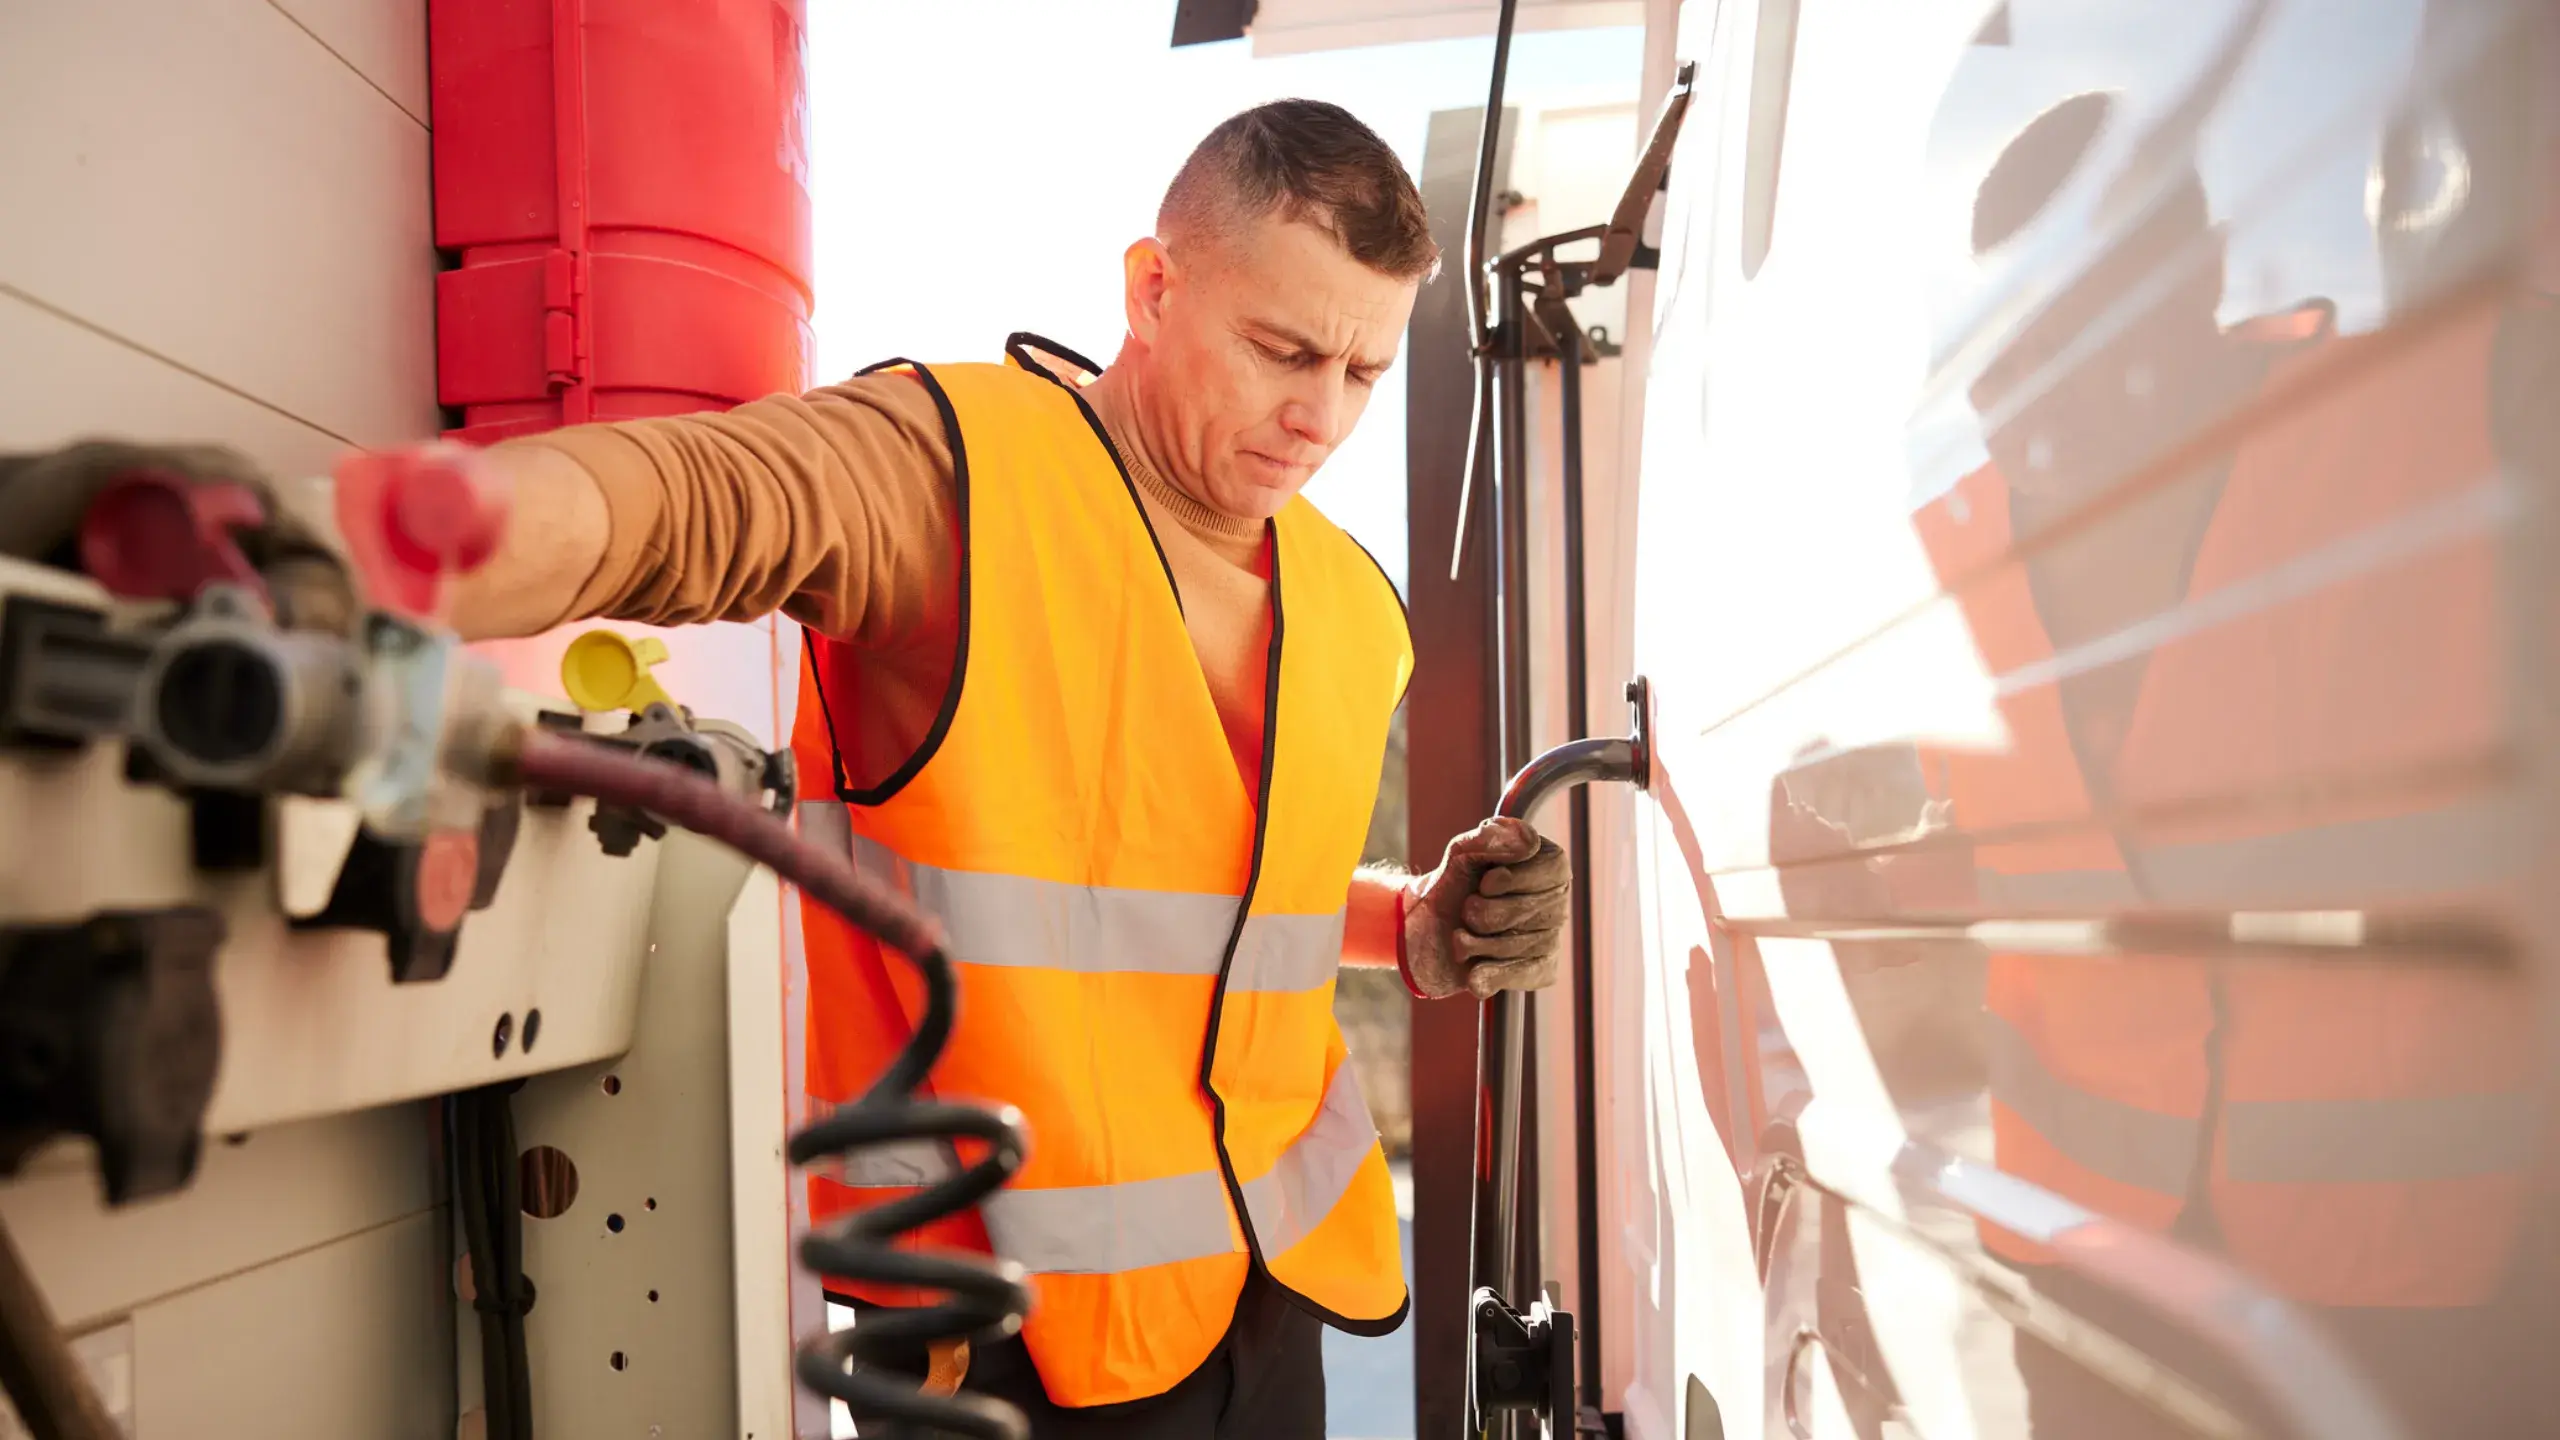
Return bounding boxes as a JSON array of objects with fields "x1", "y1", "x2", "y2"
[
  {"x1": 523, "y1": 1008, "x2": 542, "y2": 1053},
  {"x1": 609, "y1": 1351, "x2": 627, "y2": 1372},
  {"x1": 644, "y1": 1197, "x2": 657, "y2": 1212},
  {"x1": 647, "y1": 1289, "x2": 660, "y2": 1303},
  {"x1": 222, "y1": 1131, "x2": 251, "y2": 1147},
  {"x1": 601, "y1": 1074, "x2": 621, "y2": 1097},
  {"x1": 492, "y1": 1013, "x2": 514, "y2": 1058},
  {"x1": 606, "y1": 1212, "x2": 625, "y2": 1234}
]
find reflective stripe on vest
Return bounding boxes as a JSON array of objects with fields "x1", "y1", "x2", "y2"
[
  {"x1": 802, "y1": 806, "x2": 1345, "y2": 993},
  {"x1": 826, "y1": 1055, "x2": 1378, "y2": 1273},
  {"x1": 790, "y1": 341, "x2": 1413, "y2": 1406}
]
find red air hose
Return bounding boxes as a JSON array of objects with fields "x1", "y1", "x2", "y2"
[{"x1": 507, "y1": 728, "x2": 1034, "y2": 1440}]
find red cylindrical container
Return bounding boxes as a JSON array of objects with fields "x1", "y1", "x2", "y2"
[{"x1": 431, "y1": 0, "x2": 815, "y2": 443}]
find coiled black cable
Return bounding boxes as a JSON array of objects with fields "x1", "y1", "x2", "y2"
[
  {"x1": 789, "y1": 953, "x2": 1033, "y2": 1440},
  {"x1": 505, "y1": 728, "x2": 1034, "y2": 1440}
]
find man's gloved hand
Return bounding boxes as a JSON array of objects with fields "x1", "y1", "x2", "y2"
[{"x1": 1401, "y1": 817, "x2": 1571, "y2": 999}]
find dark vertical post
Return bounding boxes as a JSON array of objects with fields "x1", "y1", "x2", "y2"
[
  {"x1": 1478, "y1": 253, "x2": 1534, "y2": 1309},
  {"x1": 1408, "y1": 104, "x2": 1514, "y2": 1440},
  {"x1": 1557, "y1": 317, "x2": 1603, "y2": 1405}
]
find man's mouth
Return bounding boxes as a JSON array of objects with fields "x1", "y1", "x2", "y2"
[{"x1": 1241, "y1": 451, "x2": 1316, "y2": 482}]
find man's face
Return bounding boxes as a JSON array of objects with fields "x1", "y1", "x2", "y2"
[{"x1": 1129, "y1": 213, "x2": 1420, "y2": 521}]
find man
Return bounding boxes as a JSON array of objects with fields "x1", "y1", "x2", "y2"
[{"x1": 446, "y1": 100, "x2": 1572, "y2": 1436}]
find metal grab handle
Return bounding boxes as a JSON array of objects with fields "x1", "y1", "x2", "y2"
[{"x1": 1465, "y1": 681, "x2": 1651, "y2": 1440}]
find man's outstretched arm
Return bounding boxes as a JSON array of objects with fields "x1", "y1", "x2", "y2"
[{"x1": 443, "y1": 373, "x2": 959, "y2": 646}]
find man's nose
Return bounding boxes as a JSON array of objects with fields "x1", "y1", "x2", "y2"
[{"x1": 1279, "y1": 370, "x2": 1347, "y2": 448}]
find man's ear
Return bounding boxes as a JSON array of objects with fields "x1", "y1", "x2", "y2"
[{"x1": 1124, "y1": 237, "x2": 1174, "y2": 348}]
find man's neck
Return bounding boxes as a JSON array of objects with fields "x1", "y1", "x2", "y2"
[{"x1": 1082, "y1": 354, "x2": 1263, "y2": 548}]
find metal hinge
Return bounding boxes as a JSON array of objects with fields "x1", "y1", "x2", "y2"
[{"x1": 541, "y1": 247, "x2": 588, "y2": 388}]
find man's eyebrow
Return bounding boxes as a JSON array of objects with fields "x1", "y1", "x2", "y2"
[{"x1": 1245, "y1": 320, "x2": 1395, "y2": 374}]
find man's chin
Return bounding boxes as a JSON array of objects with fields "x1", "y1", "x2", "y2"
[{"x1": 1208, "y1": 475, "x2": 1297, "y2": 524}]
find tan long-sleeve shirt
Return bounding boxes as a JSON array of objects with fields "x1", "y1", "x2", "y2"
[{"x1": 508, "y1": 370, "x2": 1277, "y2": 793}]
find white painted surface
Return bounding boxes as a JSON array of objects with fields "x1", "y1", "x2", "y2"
[
  {"x1": 729, "y1": 863, "x2": 797, "y2": 1440},
  {"x1": 0, "y1": 290, "x2": 347, "y2": 483},
  {"x1": 266, "y1": 0, "x2": 432, "y2": 125},
  {"x1": 488, "y1": 831, "x2": 755, "y2": 1440},
  {"x1": 134, "y1": 1209, "x2": 449, "y2": 1439},
  {"x1": 0, "y1": 0, "x2": 438, "y2": 451},
  {"x1": 0, "y1": 1104, "x2": 434, "y2": 1331}
]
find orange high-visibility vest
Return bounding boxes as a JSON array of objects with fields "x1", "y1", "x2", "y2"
[
  {"x1": 790, "y1": 334, "x2": 1412, "y2": 1406},
  {"x1": 1922, "y1": 304, "x2": 2536, "y2": 1307}
]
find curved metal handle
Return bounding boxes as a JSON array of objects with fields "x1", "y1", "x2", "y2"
[{"x1": 1472, "y1": 679, "x2": 1652, "y2": 1312}]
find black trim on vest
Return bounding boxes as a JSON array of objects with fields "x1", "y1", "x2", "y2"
[
  {"x1": 802, "y1": 359, "x2": 973, "y2": 808},
  {"x1": 1194, "y1": 516, "x2": 1281, "y2": 1303},
  {"x1": 1191, "y1": 526, "x2": 1413, "y2": 1340},
  {"x1": 1341, "y1": 530, "x2": 1415, "y2": 711},
  {"x1": 1004, "y1": 331, "x2": 1188, "y2": 621},
  {"x1": 1003, "y1": 330, "x2": 1107, "y2": 382},
  {"x1": 1283, "y1": 1280, "x2": 1413, "y2": 1340},
  {"x1": 801, "y1": 628, "x2": 854, "y2": 800}
]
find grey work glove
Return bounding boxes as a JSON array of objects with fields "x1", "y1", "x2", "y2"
[{"x1": 1402, "y1": 817, "x2": 1571, "y2": 999}]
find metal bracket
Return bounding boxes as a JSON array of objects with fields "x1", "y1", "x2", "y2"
[{"x1": 1469, "y1": 1286, "x2": 1577, "y2": 1436}]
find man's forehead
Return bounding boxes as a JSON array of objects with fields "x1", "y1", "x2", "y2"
[{"x1": 1216, "y1": 214, "x2": 1414, "y2": 355}]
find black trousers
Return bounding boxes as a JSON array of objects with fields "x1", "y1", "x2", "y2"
[{"x1": 840, "y1": 1269, "x2": 1327, "y2": 1439}]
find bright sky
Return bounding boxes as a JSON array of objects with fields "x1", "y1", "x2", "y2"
[{"x1": 805, "y1": 2, "x2": 1645, "y2": 592}]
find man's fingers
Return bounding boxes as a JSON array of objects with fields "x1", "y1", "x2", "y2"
[
  {"x1": 1454, "y1": 926, "x2": 1555, "y2": 963},
  {"x1": 1450, "y1": 817, "x2": 1541, "y2": 868},
  {"x1": 1466, "y1": 955, "x2": 1561, "y2": 998},
  {"x1": 1479, "y1": 840, "x2": 1569, "y2": 897},
  {"x1": 1462, "y1": 885, "x2": 1568, "y2": 936}
]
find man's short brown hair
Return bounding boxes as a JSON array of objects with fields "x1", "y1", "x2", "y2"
[{"x1": 1159, "y1": 99, "x2": 1440, "y2": 283}]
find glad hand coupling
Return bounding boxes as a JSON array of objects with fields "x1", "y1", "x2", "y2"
[
  {"x1": 63, "y1": 444, "x2": 518, "y2": 831},
  {"x1": 12, "y1": 443, "x2": 525, "y2": 983}
]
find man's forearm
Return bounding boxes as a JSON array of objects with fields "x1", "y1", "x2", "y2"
[
  {"x1": 447, "y1": 443, "x2": 612, "y2": 641},
  {"x1": 1343, "y1": 865, "x2": 1412, "y2": 970}
]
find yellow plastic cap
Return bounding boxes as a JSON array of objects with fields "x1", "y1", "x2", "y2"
[{"x1": 561, "y1": 629, "x2": 676, "y2": 714}]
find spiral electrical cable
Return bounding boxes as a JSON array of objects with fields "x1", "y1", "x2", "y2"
[{"x1": 505, "y1": 727, "x2": 1035, "y2": 1440}]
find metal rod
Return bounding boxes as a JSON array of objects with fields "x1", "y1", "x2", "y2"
[
  {"x1": 1470, "y1": 253, "x2": 1533, "y2": 1365},
  {"x1": 0, "y1": 1216, "x2": 118, "y2": 1440},
  {"x1": 1556, "y1": 319, "x2": 1605, "y2": 1406},
  {"x1": 1482, "y1": 735, "x2": 1642, "y2": 1296},
  {"x1": 1447, "y1": 0, "x2": 1521, "y2": 581},
  {"x1": 1493, "y1": 265, "x2": 1533, "y2": 786},
  {"x1": 1460, "y1": 0, "x2": 1516, "y2": 370},
  {"x1": 1497, "y1": 739, "x2": 1644, "y2": 825}
]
